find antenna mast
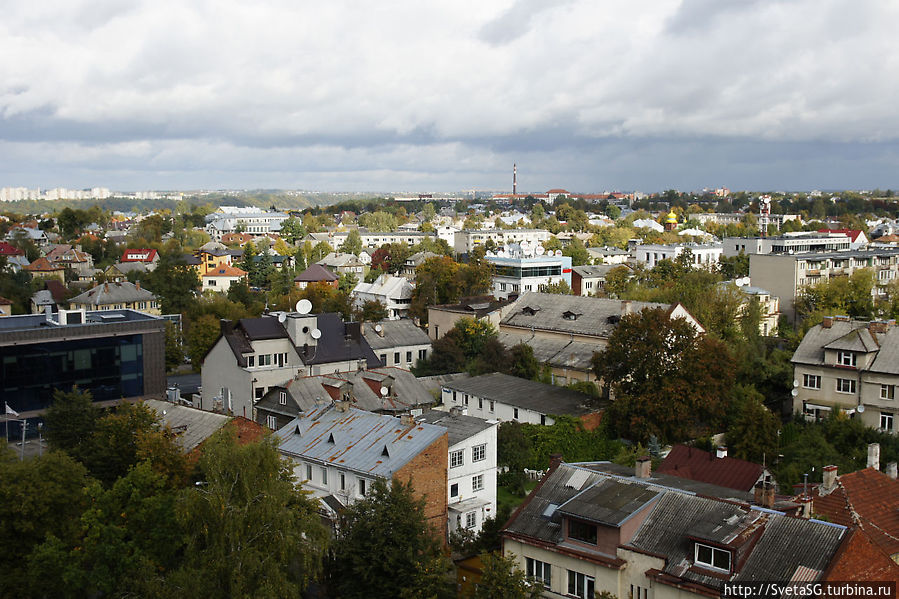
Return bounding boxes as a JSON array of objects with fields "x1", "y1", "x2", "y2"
[
  {"x1": 759, "y1": 195, "x2": 771, "y2": 238},
  {"x1": 513, "y1": 163, "x2": 517, "y2": 196}
]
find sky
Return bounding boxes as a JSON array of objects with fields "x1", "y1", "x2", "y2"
[{"x1": 2, "y1": 0, "x2": 898, "y2": 194}]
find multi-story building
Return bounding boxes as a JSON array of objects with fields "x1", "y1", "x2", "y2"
[
  {"x1": 68, "y1": 281, "x2": 161, "y2": 315},
  {"x1": 734, "y1": 284, "x2": 780, "y2": 336},
  {"x1": 723, "y1": 233, "x2": 851, "y2": 257},
  {"x1": 419, "y1": 408, "x2": 498, "y2": 535},
  {"x1": 453, "y1": 229, "x2": 551, "y2": 255},
  {"x1": 305, "y1": 230, "x2": 436, "y2": 250},
  {"x1": 632, "y1": 242, "x2": 722, "y2": 269},
  {"x1": 750, "y1": 248, "x2": 899, "y2": 321},
  {"x1": 361, "y1": 320, "x2": 431, "y2": 369},
  {"x1": 427, "y1": 296, "x2": 516, "y2": 341},
  {"x1": 205, "y1": 207, "x2": 289, "y2": 241},
  {"x1": 0, "y1": 309, "x2": 166, "y2": 422},
  {"x1": 120, "y1": 248, "x2": 160, "y2": 271},
  {"x1": 502, "y1": 459, "x2": 889, "y2": 598},
  {"x1": 486, "y1": 254, "x2": 572, "y2": 299},
  {"x1": 201, "y1": 264, "x2": 248, "y2": 293},
  {"x1": 791, "y1": 316, "x2": 899, "y2": 432},
  {"x1": 200, "y1": 312, "x2": 380, "y2": 419},
  {"x1": 317, "y1": 252, "x2": 369, "y2": 279},
  {"x1": 276, "y1": 404, "x2": 449, "y2": 538},
  {"x1": 571, "y1": 264, "x2": 618, "y2": 297},
  {"x1": 351, "y1": 275, "x2": 414, "y2": 320}
]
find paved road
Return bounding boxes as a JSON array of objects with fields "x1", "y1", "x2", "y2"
[{"x1": 167, "y1": 372, "x2": 201, "y2": 395}]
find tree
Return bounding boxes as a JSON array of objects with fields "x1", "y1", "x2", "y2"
[
  {"x1": 540, "y1": 280, "x2": 572, "y2": 295},
  {"x1": 43, "y1": 387, "x2": 100, "y2": 463},
  {"x1": 164, "y1": 321, "x2": 183, "y2": 372},
  {"x1": 146, "y1": 250, "x2": 199, "y2": 314},
  {"x1": 187, "y1": 313, "x2": 222, "y2": 370},
  {"x1": 333, "y1": 478, "x2": 452, "y2": 599},
  {"x1": 496, "y1": 421, "x2": 533, "y2": 495},
  {"x1": 340, "y1": 229, "x2": 363, "y2": 255},
  {"x1": 562, "y1": 237, "x2": 591, "y2": 266},
  {"x1": 168, "y1": 430, "x2": 327, "y2": 598},
  {"x1": 507, "y1": 343, "x2": 539, "y2": 380},
  {"x1": 359, "y1": 211, "x2": 398, "y2": 232},
  {"x1": 471, "y1": 552, "x2": 542, "y2": 599},
  {"x1": 358, "y1": 299, "x2": 389, "y2": 322},
  {"x1": 279, "y1": 217, "x2": 306, "y2": 244},
  {"x1": 593, "y1": 308, "x2": 734, "y2": 443},
  {"x1": 725, "y1": 385, "x2": 780, "y2": 463}
]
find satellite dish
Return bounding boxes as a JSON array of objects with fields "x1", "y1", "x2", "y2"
[
  {"x1": 555, "y1": 250, "x2": 563, "y2": 256},
  {"x1": 296, "y1": 299, "x2": 312, "y2": 314},
  {"x1": 278, "y1": 313, "x2": 287, "y2": 323},
  {"x1": 857, "y1": 405, "x2": 865, "y2": 413},
  {"x1": 310, "y1": 328, "x2": 322, "y2": 340},
  {"x1": 791, "y1": 388, "x2": 798, "y2": 397},
  {"x1": 374, "y1": 324, "x2": 383, "y2": 333},
  {"x1": 536, "y1": 245, "x2": 546, "y2": 256},
  {"x1": 380, "y1": 386, "x2": 389, "y2": 397}
]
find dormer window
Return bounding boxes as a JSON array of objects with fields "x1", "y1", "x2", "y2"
[
  {"x1": 837, "y1": 351, "x2": 856, "y2": 367},
  {"x1": 521, "y1": 306, "x2": 539, "y2": 316},
  {"x1": 562, "y1": 311, "x2": 580, "y2": 321},
  {"x1": 694, "y1": 543, "x2": 731, "y2": 572},
  {"x1": 567, "y1": 519, "x2": 597, "y2": 545}
]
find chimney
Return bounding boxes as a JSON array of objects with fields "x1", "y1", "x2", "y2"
[
  {"x1": 868, "y1": 443, "x2": 881, "y2": 471},
  {"x1": 549, "y1": 453, "x2": 564, "y2": 470},
  {"x1": 822, "y1": 316, "x2": 833, "y2": 329},
  {"x1": 868, "y1": 320, "x2": 888, "y2": 334},
  {"x1": 798, "y1": 494, "x2": 813, "y2": 518},
  {"x1": 887, "y1": 462, "x2": 897, "y2": 480},
  {"x1": 400, "y1": 413, "x2": 415, "y2": 427},
  {"x1": 135, "y1": 280, "x2": 141, "y2": 291},
  {"x1": 621, "y1": 300, "x2": 633, "y2": 316},
  {"x1": 716, "y1": 446, "x2": 728, "y2": 459},
  {"x1": 103, "y1": 282, "x2": 109, "y2": 292},
  {"x1": 335, "y1": 400, "x2": 350, "y2": 413},
  {"x1": 753, "y1": 476, "x2": 776, "y2": 509},
  {"x1": 821, "y1": 465, "x2": 838, "y2": 493},
  {"x1": 635, "y1": 456, "x2": 651, "y2": 479}
]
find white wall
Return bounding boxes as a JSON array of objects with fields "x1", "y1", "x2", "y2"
[
  {"x1": 447, "y1": 423, "x2": 498, "y2": 534},
  {"x1": 440, "y1": 388, "x2": 555, "y2": 425}
]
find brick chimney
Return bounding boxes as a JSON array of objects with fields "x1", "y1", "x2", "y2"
[
  {"x1": 887, "y1": 462, "x2": 898, "y2": 480},
  {"x1": 549, "y1": 453, "x2": 564, "y2": 471},
  {"x1": 635, "y1": 456, "x2": 651, "y2": 479},
  {"x1": 753, "y1": 476, "x2": 776, "y2": 508},
  {"x1": 798, "y1": 494, "x2": 813, "y2": 518},
  {"x1": 868, "y1": 443, "x2": 881, "y2": 471},
  {"x1": 822, "y1": 316, "x2": 833, "y2": 329},
  {"x1": 821, "y1": 465, "x2": 838, "y2": 494},
  {"x1": 135, "y1": 280, "x2": 141, "y2": 291}
]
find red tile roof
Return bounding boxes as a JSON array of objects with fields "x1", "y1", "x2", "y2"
[
  {"x1": 24, "y1": 257, "x2": 63, "y2": 272},
  {"x1": 202, "y1": 264, "x2": 248, "y2": 278},
  {"x1": 824, "y1": 527, "x2": 899, "y2": 582},
  {"x1": 657, "y1": 445, "x2": 764, "y2": 492},
  {"x1": 810, "y1": 468, "x2": 899, "y2": 558},
  {"x1": 0, "y1": 242, "x2": 23, "y2": 256},
  {"x1": 817, "y1": 228, "x2": 865, "y2": 243},
  {"x1": 121, "y1": 248, "x2": 158, "y2": 262}
]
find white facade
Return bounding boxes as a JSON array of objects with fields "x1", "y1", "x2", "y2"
[
  {"x1": 445, "y1": 420, "x2": 498, "y2": 535},
  {"x1": 453, "y1": 229, "x2": 552, "y2": 255},
  {"x1": 634, "y1": 243, "x2": 722, "y2": 269},
  {"x1": 440, "y1": 387, "x2": 558, "y2": 426},
  {"x1": 487, "y1": 254, "x2": 573, "y2": 299},
  {"x1": 351, "y1": 275, "x2": 414, "y2": 319}
]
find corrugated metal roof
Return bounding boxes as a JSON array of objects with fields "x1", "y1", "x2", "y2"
[
  {"x1": 362, "y1": 320, "x2": 431, "y2": 351},
  {"x1": 442, "y1": 372, "x2": 601, "y2": 416},
  {"x1": 275, "y1": 405, "x2": 446, "y2": 477},
  {"x1": 144, "y1": 399, "x2": 230, "y2": 452}
]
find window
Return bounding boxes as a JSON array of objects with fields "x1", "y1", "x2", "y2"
[
  {"x1": 359, "y1": 479, "x2": 366, "y2": 496},
  {"x1": 418, "y1": 349, "x2": 427, "y2": 360},
  {"x1": 836, "y1": 378, "x2": 857, "y2": 394},
  {"x1": 463, "y1": 394, "x2": 469, "y2": 406},
  {"x1": 394, "y1": 352, "x2": 400, "y2": 364},
  {"x1": 266, "y1": 415, "x2": 277, "y2": 430},
  {"x1": 340, "y1": 473, "x2": 346, "y2": 491},
  {"x1": 489, "y1": 400, "x2": 495, "y2": 413},
  {"x1": 695, "y1": 543, "x2": 731, "y2": 572},
  {"x1": 208, "y1": 279, "x2": 217, "y2": 286},
  {"x1": 567, "y1": 519, "x2": 597, "y2": 545},
  {"x1": 882, "y1": 385, "x2": 895, "y2": 400},
  {"x1": 526, "y1": 557, "x2": 551, "y2": 586},
  {"x1": 465, "y1": 511, "x2": 477, "y2": 529},
  {"x1": 380, "y1": 354, "x2": 387, "y2": 366},
  {"x1": 321, "y1": 467, "x2": 328, "y2": 485},
  {"x1": 279, "y1": 391, "x2": 287, "y2": 405},
  {"x1": 478, "y1": 397, "x2": 483, "y2": 410},
  {"x1": 567, "y1": 570, "x2": 595, "y2": 599},
  {"x1": 306, "y1": 464, "x2": 313, "y2": 481},
  {"x1": 513, "y1": 408, "x2": 519, "y2": 420},
  {"x1": 472, "y1": 444, "x2": 486, "y2": 462},
  {"x1": 247, "y1": 355, "x2": 255, "y2": 368},
  {"x1": 255, "y1": 387, "x2": 264, "y2": 400},
  {"x1": 499, "y1": 282, "x2": 507, "y2": 291},
  {"x1": 406, "y1": 351, "x2": 412, "y2": 363},
  {"x1": 838, "y1": 351, "x2": 857, "y2": 367},
  {"x1": 450, "y1": 449, "x2": 464, "y2": 468},
  {"x1": 803, "y1": 374, "x2": 821, "y2": 389},
  {"x1": 472, "y1": 474, "x2": 484, "y2": 492},
  {"x1": 450, "y1": 483, "x2": 459, "y2": 497},
  {"x1": 453, "y1": 391, "x2": 457, "y2": 402},
  {"x1": 881, "y1": 412, "x2": 894, "y2": 432}
]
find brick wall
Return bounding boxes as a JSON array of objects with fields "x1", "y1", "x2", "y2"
[{"x1": 394, "y1": 432, "x2": 449, "y2": 543}]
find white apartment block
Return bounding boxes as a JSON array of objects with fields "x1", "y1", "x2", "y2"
[{"x1": 633, "y1": 243, "x2": 723, "y2": 269}]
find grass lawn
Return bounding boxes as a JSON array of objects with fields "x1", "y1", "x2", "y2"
[{"x1": 496, "y1": 479, "x2": 538, "y2": 515}]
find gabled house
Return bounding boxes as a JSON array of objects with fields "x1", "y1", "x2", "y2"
[
  {"x1": 68, "y1": 281, "x2": 160, "y2": 315},
  {"x1": 362, "y1": 319, "x2": 431, "y2": 369},
  {"x1": 317, "y1": 252, "x2": 368, "y2": 278},
  {"x1": 657, "y1": 445, "x2": 769, "y2": 493},
  {"x1": 571, "y1": 264, "x2": 617, "y2": 296},
  {"x1": 276, "y1": 404, "x2": 449, "y2": 538},
  {"x1": 791, "y1": 316, "x2": 899, "y2": 431},
  {"x1": 120, "y1": 248, "x2": 159, "y2": 270},
  {"x1": 199, "y1": 312, "x2": 380, "y2": 419},
  {"x1": 30, "y1": 280, "x2": 68, "y2": 314},
  {"x1": 419, "y1": 408, "x2": 498, "y2": 535},
  {"x1": 201, "y1": 264, "x2": 248, "y2": 293},
  {"x1": 502, "y1": 459, "x2": 895, "y2": 599},
  {"x1": 294, "y1": 264, "x2": 339, "y2": 290},
  {"x1": 24, "y1": 257, "x2": 65, "y2": 281},
  {"x1": 351, "y1": 275, "x2": 414, "y2": 320},
  {"x1": 104, "y1": 261, "x2": 149, "y2": 282}
]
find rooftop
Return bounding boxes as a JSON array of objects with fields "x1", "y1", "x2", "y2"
[
  {"x1": 442, "y1": 372, "x2": 600, "y2": 416},
  {"x1": 362, "y1": 320, "x2": 431, "y2": 351},
  {"x1": 657, "y1": 445, "x2": 764, "y2": 493},
  {"x1": 417, "y1": 409, "x2": 495, "y2": 446}
]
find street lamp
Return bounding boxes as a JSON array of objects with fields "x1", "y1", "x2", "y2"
[{"x1": 38, "y1": 422, "x2": 43, "y2": 457}]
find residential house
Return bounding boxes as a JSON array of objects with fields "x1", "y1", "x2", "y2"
[
  {"x1": 195, "y1": 243, "x2": 233, "y2": 275},
  {"x1": 317, "y1": 252, "x2": 369, "y2": 279},
  {"x1": 487, "y1": 253, "x2": 573, "y2": 299},
  {"x1": 586, "y1": 246, "x2": 630, "y2": 265},
  {"x1": 498, "y1": 293, "x2": 704, "y2": 388},
  {"x1": 817, "y1": 229, "x2": 869, "y2": 250},
  {"x1": 657, "y1": 445, "x2": 769, "y2": 493},
  {"x1": 202, "y1": 264, "x2": 248, "y2": 293},
  {"x1": 205, "y1": 207, "x2": 288, "y2": 241},
  {"x1": 351, "y1": 275, "x2": 413, "y2": 320},
  {"x1": 294, "y1": 264, "x2": 339, "y2": 290},
  {"x1": 6, "y1": 226, "x2": 49, "y2": 246},
  {"x1": 305, "y1": 230, "x2": 436, "y2": 251},
  {"x1": 791, "y1": 316, "x2": 899, "y2": 431},
  {"x1": 68, "y1": 281, "x2": 161, "y2": 315},
  {"x1": 0, "y1": 242, "x2": 24, "y2": 260},
  {"x1": 427, "y1": 296, "x2": 516, "y2": 341},
  {"x1": 632, "y1": 242, "x2": 723, "y2": 270},
  {"x1": 120, "y1": 248, "x2": 159, "y2": 270},
  {"x1": 45, "y1": 244, "x2": 95, "y2": 281},
  {"x1": 501, "y1": 459, "x2": 893, "y2": 599},
  {"x1": 255, "y1": 366, "x2": 435, "y2": 431},
  {"x1": 276, "y1": 404, "x2": 449, "y2": 538},
  {"x1": 750, "y1": 248, "x2": 899, "y2": 321},
  {"x1": 419, "y1": 408, "x2": 498, "y2": 535},
  {"x1": 199, "y1": 312, "x2": 380, "y2": 419},
  {"x1": 735, "y1": 283, "x2": 780, "y2": 336},
  {"x1": 144, "y1": 399, "x2": 266, "y2": 455},
  {"x1": 571, "y1": 264, "x2": 618, "y2": 297},
  {"x1": 440, "y1": 373, "x2": 604, "y2": 429},
  {"x1": 402, "y1": 251, "x2": 441, "y2": 278},
  {"x1": 30, "y1": 280, "x2": 68, "y2": 314},
  {"x1": 362, "y1": 319, "x2": 432, "y2": 369},
  {"x1": 104, "y1": 261, "x2": 149, "y2": 282},
  {"x1": 24, "y1": 257, "x2": 65, "y2": 281},
  {"x1": 453, "y1": 229, "x2": 551, "y2": 255},
  {"x1": 723, "y1": 233, "x2": 852, "y2": 258}
]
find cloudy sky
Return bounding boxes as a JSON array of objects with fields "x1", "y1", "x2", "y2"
[{"x1": 2, "y1": 0, "x2": 898, "y2": 193}]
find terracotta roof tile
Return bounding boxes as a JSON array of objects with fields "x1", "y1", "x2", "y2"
[
  {"x1": 203, "y1": 264, "x2": 248, "y2": 277},
  {"x1": 657, "y1": 445, "x2": 763, "y2": 492},
  {"x1": 825, "y1": 527, "x2": 899, "y2": 582}
]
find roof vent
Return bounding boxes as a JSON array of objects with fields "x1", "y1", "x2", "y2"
[
  {"x1": 381, "y1": 445, "x2": 390, "y2": 458},
  {"x1": 294, "y1": 425, "x2": 302, "y2": 436},
  {"x1": 328, "y1": 433, "x2": 336, "y2": 444}
]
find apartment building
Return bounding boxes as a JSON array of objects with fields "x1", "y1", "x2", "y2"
[
  {"x1": 486, "y1": 254, "x2": 572, "y2": 299},
  {"x1": 453, "y1": 229, "x2": 551, "y2": 255},
  {"x1": 723, "y1": 233, "x2": 851, "y2": 257}
]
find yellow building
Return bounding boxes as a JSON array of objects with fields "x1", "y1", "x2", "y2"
[{"x1": 68, "y1": 281, "x2": 161, "y2": 316}]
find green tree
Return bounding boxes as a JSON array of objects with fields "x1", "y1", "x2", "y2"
[
  {"x1": 471, "y1": 552, "x2": 542, "y2": 599},
  {"x1": 279, "y1": 217, "x2": 306, "y2": 244},
  {"x1": 506, "y1": 343, "x2": 540, "y2": 380},
  {"x1": 169, "y1": 430, "x2": 327, "y2": 598},
  {"x1": 187, "y1": 313, "x2": 223, "y2": 370},
  {"x1": 146, "y1": 250, "x2": 200, "y2": 314},
  {"x1": 164, "y1": 321, "x2": 183, "y2": 372},
  {"x1": 562, "y1": 237, "x2": 591, "y2": 266},
  {"x1": 340, "y1": 229, "x2": 363, "y2": 255},
  {"x1": 725, "y1": 385, "x2": 780, "y2": 463},
  {"x1": 496, "y1": 421, "x2": 533, "y2": 495},
  {"x1": 42, "y1": 387, "x2": 100, "y2": 463},
  {"x1": 359, "y1": 211, "x2": 398, "y2": 231},
  {"x1": 358, "y1": 299, "x2": 389, "y2": 322},
  {"x1": 540, "y1": 280, "x2": 572, "y2": 295},
  {"x1": 333, "y1": 478, "x2": 451, "y2": 599}
]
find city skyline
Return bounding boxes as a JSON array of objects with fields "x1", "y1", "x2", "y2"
[{"x1": 2, "y1": 1, "x2": 898, "y2": 192}]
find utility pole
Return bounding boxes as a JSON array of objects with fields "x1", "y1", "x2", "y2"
[{"x1": 20, "y1": 420, "x2": 26, "y2": 461}]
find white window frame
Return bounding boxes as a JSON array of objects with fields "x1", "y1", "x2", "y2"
[
  {"x1": 803, "y1": 374, "x2": 821, "y2": 389},
  {"x1": 450, "y1": 449, "x2": 464, "y2": 469},
  {"x1": 266, "y1": 414, "x2": 277, "y2": 430},
  {"x1": 837, "y1": 351, "x2": 857, "y2": 367},
  {"x1": 695, "y1": 543, "x2": 731, "y2": 572},
  {"x1": 836, "y1": 378, "x2": 857, "y2": 394},
  {"x1": 882, "y1": 385, "x2": 895, "y2": 400},
  {"x1": 472, "y1": 443, "x2": 486, "y2": 462},
  {"x1": 567, "y1": 570, "x2": 595, "y2": 599},
  {"x1": 526, "y1": 557, "x2": 551, "y2": 586},
  {"x1": 881, "y1": 412, "x2": 894, "y2": 432},
  {"x1": 472, "y1": 474, "x2": 484, "y2": 492},
  {"x1": 465, "y1": 511, "x2": 476, "y2": 529},
  {"x1": 279, "y1": 391, "x2": 287, "y2": 405}
]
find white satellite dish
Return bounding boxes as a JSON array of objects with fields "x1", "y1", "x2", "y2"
[
  {"x1": 296, "y1": 299, "x2": 312, "y2": 314},
  {"x1": 857, "y1": 404, "x2": 865, "y2": 413},
  {"x1": 374, "y1": 324, "x2": 383, "y2": 334},
  {"x1": 555, "y1": 250, "x2": 563, "y2": 256},
  {"x1": 536, "y1": 245, "x2": 546, "y2": 256},
  {"x1": 278, "y1": 313, "x2": 287, "y2": 323},
  {"x1": 380, "y1": 386, "x2": 389, "y2": 397},
  {"x1": 310, "y1": 328, "x2": 322, "y2": 340}
]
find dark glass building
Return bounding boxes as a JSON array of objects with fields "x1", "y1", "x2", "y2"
[{"x1": 0, "y1": 309, "x2": 166, "y2": 422}]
